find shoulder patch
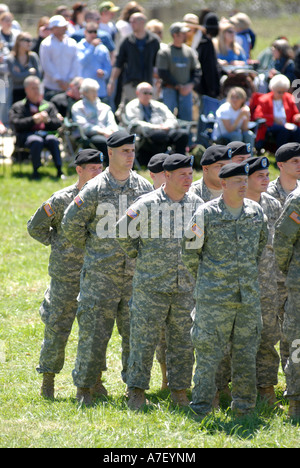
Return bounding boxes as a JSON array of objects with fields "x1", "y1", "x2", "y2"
[
  {"x1": 191, "y1": 223, "x2": 204, "y2": 239},
  {"x1": 43, "y1": 203, "x2": 55, "y2": 217},
  {"x1": 74, "y1": 195, "x2": 84, "y2": 208},
  {"x1": 289, "y1": 211, "x2": 300, "y2": 225},
  {"x1": 127, "y1": 208, "x2": 139, "y2": 219}
]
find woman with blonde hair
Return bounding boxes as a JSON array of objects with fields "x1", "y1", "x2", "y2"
[
  {"x1": 213, "y1": 18, "x2": 247, "y2": 66},
  {"x1": 213, "y1": 86, "x2": 255, "y2": 147},
  {"x1": 7, "y1": 32, "x2": 42, "y2": 102}
]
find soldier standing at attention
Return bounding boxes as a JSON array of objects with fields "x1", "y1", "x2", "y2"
[
  {"x1": 245, "y1": 156, "x2": 282, "y2": 406},
  {"x1": 267, "y1": 143, "x2": 300, "y2": 372},
  {"x1": 274, "y1": 187, "x2": 300, "y2": 420},
  {"x1": 190, "y1": 145, "x2": 232, "y2": 202},
  {"x1": 27, "y1": 149, "x2": 104, "y2": 398},
  {"x1": 62, "y1": 130, "x2": 153, "y2": 405},
  {"x1": 182, "y1": 162, "x2": 268, "y2": 417},
  {"x1": 116, "y1": 154, "x2": 203, "y2": 410}
]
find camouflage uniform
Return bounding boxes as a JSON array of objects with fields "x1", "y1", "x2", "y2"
[
  {"x1": 116, "y1": 186, "x2": 203, "y2": 391},
  {"x1": 256, "y1": 192, "x2": 282, "y2": 388},
  {"x1": 61, "y1": 168, "x2": 153, "y2": 388},
  {"x1": 27, "y1": 184, "x2": 84, "y2": 374},
  {"x1": 182, "y1": 196, "x2": 268, "y2": 414},
  {"x1": 267, "y1": 177, "x2": 300, "y2": 370},
  {"x1": 190, "y1": 177, "x2": 222, "y2": 202},
  {"x1": 274, "y1": 188, "x2": 300, "y2": 401}
]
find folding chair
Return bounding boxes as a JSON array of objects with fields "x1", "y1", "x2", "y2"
[
  {"x1": 197, "y1": 95, "x2": 226, "y2": 147},
  {"x1": 60, "y1": 117, "x2": 100, "y2": 167}
]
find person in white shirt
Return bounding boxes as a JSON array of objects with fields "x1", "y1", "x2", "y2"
[
  {"x1": 71, "y1": 78, "x2": 118, "y2": 162},
  {"x1": 212, "y1": 86, "x2": 255, "y2": 148},
  {"x1": 39, "y1": 15, "x2": 81, "y2": 101}
]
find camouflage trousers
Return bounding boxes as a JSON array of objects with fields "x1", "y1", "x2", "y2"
[
  {"x1": 37, "y1": 277, "x2": 80, "y2": 374},
  {"x1": 127, "y1": 288, "x2": 195, "y2": 391},
  {"x1": 191, "y1": 300, "x2": 262, "y2": 414},
  {"x1": 283, "y1": 288, "x2": 300, "y2": 401},
  {"x1": 216, "y1": 296, "x2": 281, "y2": 391},
  {"x1": 72, "y1": 276, "x2": 132, "y2": 389}
]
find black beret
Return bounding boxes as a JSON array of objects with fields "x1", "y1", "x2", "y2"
[
  {"x1": 106, "y1": 130, "x2": 136, "y2": 148},
  {"x1": 200, "y1": 145, "x2": 232, "y2": 166},
  {"x1": 163, "y1": 153, "x2": 194, "y2": 171},
  {"x1": 227, "y1": 141, "x2": 252, "y2": 157},
  {"x1": 246, "y1": 156, "x2": 269, "y2": 175},
  {"x1": 147, "y1": 153, "x2": 167, "y2": 173},
  {"x1": 219, "y1": 161, "x2": 249, "y2": 178},
  {"x1": 74, "y1": 148, "x2": 104, "y2": 165},
  {"x1": 275, "y1": 142, "x2": 300, "y2": 162}
]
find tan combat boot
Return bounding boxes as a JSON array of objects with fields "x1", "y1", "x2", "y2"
[
  {"x1": 91, "y1": 372, "x2": 108, "y2": 397},
  {"x1": 288, "y1": 400, "x2": 300, "y2": 421},
  {"x1": 127, "y1": 388, "x2": 146, "y2": 411},
  {"x1": 160, "y1": 363, "x2": 168, "y2": 390},
  {"x1": 76, "y1": 387, "x2": 92, "y2": 406},
  {"x1": 170, "y1": 389, "x2": 190, "y2": 407},
  {"x1": 41, "y1": 373, "x2": 55, "y2": 399}
]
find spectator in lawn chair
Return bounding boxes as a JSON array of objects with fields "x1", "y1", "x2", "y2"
[{"x1": 9, "y1": 75, "x2": 64, "y2": 180}]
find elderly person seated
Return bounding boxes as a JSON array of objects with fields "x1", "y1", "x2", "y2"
[
  {"x1": 71, "y1": 78, "x2": 118, "y2": 161},
  {"x1": 253, "y1": 74, "x2": 300, "y2": 152},
  {"x1": 124, "y1": 82, "x2": 189, "y2": 165},
  {"x1": 9, "y1": 75, "x2": 64, "y2": 179}
]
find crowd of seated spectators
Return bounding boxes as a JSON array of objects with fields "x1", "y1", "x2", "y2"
[{"x1": 0, "y1": 1, "x2": 299, "y2": 176}]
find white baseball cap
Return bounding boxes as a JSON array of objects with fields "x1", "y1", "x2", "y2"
[{"x1": 49, "y1": 15, "x2": 69, "y2": 28}]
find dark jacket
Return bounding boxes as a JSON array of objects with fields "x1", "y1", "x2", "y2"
[
  {"x1": 9, "y1": 98, "x2": 62, "y2": 136},
  {"x1": 195, "y1": 34, "x2": 221, "y2": 98},
  {"x1": 115, "y1": 31, "x2": 160, "y2": 85}
]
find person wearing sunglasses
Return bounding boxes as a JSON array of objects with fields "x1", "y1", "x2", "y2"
[
  {"x1": 77, "y1": 22, "x2": 112, "y2": 102},
  {"x1": 7, "y1": 33, "x2": 42, "y2": 103},
  {"x1": 124, "y1": 82, "x2": 189, "y2": 165}
]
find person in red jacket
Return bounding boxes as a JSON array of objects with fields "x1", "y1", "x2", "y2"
[{"x1": 254, "y1": 74, "x2": 300, "y2": 151}]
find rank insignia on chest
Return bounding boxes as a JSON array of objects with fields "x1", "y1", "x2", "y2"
[
  {"x1": 74, "y1": 195, "x2": 84, "y2": 208},
  {"x1": 289, "y1": 211, "x2": 300, "y2": 224},
  {"x1": 43, "y1": 203, "x2": 55, "y2": 217},
  {"x1": 127, "y1": 208, "x2": 139, "y2": 219}
]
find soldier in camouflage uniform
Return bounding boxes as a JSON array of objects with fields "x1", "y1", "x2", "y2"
[
  {"x1": 147, "y1": 153, "x2": 168, "y2": 389},
  {"x1": 190, "y1": 145, "x2": 232, "y2": 202},
  {"x1": 246, "y1": 156, "x2": 282, "y2": 405},
  {"x1": 274, "y1": 187, "x2": 300, "y2": 420},
  {"x1": 27, "y1": 149, "x2": 104, "y2": 398},
  {"x1": 62, "y1": 130, "x2": 153, "y2": 405},
  {"x1": 227, "y1": 141, "x2": 252, "y2": 163},
  {"x1": 116, "y1": 154, "x2": 203, "y2": 410},
  {"x1": 182, "y1": 162, "x2": 268, "y2": 416},
  {"x1": 267, "y1": 143, "x2": 300, "y2": 372}
]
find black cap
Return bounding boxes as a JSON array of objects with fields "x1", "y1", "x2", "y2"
[
  {"x1": 227, "y1": 141, "x2": 252, "y2": 157},
  {"x1": 200, "y1": 145, "x2": 232, "y2": 166},
  {"x1": 74, "y1": 148, "x2": 104, "y2": 165},
  {"x1": 246, "y1": 156, "x2": 269, "y2": 175},
  {"x1": 106, "y1": 130, "x2": 136, "y2": 148},
  {"x1": 275, "y1": 143, "x2": 300, "y2": 162},
  {"x1": 219, "y1": 161, "x2": 249, "y2": 178},
  {"x1": 147, "y1": 153, "x2": 167, "y2": 173},
  {"x1": 163, "y1": 153, "x2": 194, "y2": 171}
]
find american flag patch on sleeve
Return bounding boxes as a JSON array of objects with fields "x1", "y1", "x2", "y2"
[
  {"x1": 127, "y1": 208, "x2": 139, "y2": 219},
  {"x1": 289, "y1": 211, "x2": 300, "y2": 224},
  {"x1": 43, "y1": 203, "x2": 55, "y2": 217},
  {"x1": 191, "y1": 223, "x2": 204, "y2": 238},
  {"x1": 74, "y1": 195, "x2": 84, "y2": 208}
]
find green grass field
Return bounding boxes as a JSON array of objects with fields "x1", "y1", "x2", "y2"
[{"x1": 0, "y1": 160, "x2": 300, "y2": 449}]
